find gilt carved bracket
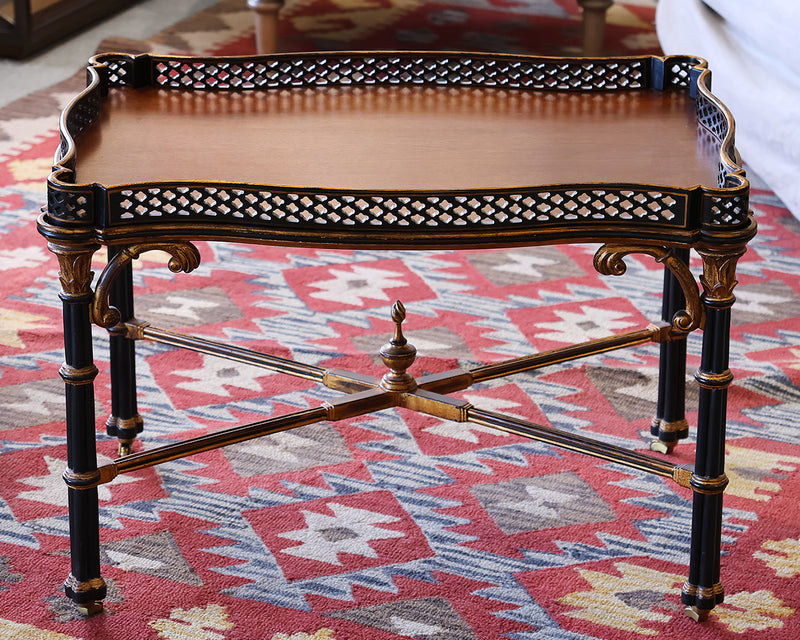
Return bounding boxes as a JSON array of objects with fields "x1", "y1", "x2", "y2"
[
  {"x1": 594, "y1": 244, "x2": 703, "y2": 336},
  {"x1": 91, "y1": 242, "x2": 201, "y2": 328}
]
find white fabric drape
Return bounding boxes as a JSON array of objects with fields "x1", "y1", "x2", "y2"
[{"x1": 656, "y1": 0, "x2": 800, "y2": 218}]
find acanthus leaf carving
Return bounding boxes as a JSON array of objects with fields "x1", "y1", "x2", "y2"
[
  {"x1": 698, "y1": 247, "x2": 746, "y2": 304},
  {"x1": 91, "y1": 242, "x2": 201, "y2": 328},
  {"x1": 594, "y1": 243, "x2": 703, "y2": 335}
]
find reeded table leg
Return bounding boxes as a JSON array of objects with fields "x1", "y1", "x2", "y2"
[
  {"x1": 651, "y1": 249, "x2": 690, "y2": 453},
  {"x1": 50, "y1": 241, "x2": 107, "y2": 613},
  {"x1": 681, "y1": 245, "x2": 745, "y2": 620},
  {"x1": 105, "y1": 247, "x2": 143, "y2": 457}
]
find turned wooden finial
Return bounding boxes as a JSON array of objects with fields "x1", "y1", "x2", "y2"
[{"x1": 379, "y1": 301, "x2": 417, "y2": 392}]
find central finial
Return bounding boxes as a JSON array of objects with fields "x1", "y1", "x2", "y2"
[{"x1": 379, "y1": 301, "x2": 417, "y2": 392}]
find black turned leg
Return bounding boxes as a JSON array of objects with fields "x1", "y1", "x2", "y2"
[
  {"x1": 105, "y1": 247, "x2": 143, "y2": 456},
  {"x1": 52, "y1": 244, "x2": 107, "y2": 614},
  {"x1": 681, "y1": 246, "x2": 744, "y2": 621},
  {"x1": 651, "y1": 248, "x2": 690, "y2": 453}
]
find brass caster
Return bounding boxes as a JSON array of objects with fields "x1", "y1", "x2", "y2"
[
  {"x1": 117, "y1": 441, "x2": 133, "y2": 457},
  {"x1": 650, "y1": 439, "x2": 676, "y2": 454},
  {"x1": 684, "y1": 606, "x2": 711, "y2": 622},
  {"x1": 77, "y1": 601, "x2": 104, "y2": 617}
]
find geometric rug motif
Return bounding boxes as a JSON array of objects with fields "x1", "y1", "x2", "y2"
[
  {"x1": 0, "y1": 555, "x2": 23, "y2": 590},
  {"x1": 224, "y1": 423, "x2": 354, "y2": 476},
  {"x1": 584, "y1": 365, "x2": 699, "y2": 422},
  {"x1": 326, "y1": 597, "x2": 479, "y2": 640},
  {"x1": 465, "y1": 245, "x2": 584, "y2": 286},
  {"x1": 556, "y1": 562, "x2": 686, "y2": 635},
  {"x1": 730, "y1": 279, "x2": 800, "y2": 326},
  {"x1": 248, "y1": 490, "x2": 433, "y2": 582},
  {"x1": 133, "y1": 286, "x2": 243, "y2": 329},
  {"x1": 471, "y1": 471, "x2": 617, "y2": 534},
  {"x1": 351, "y1": 324, "x2": 472, "y2": 362},
  {"x1": 0, "y1": 378, "x2": 102, "y2": 431},
  {"x1": 100, "y1": 530, "x2": 203, "y2": 586}
]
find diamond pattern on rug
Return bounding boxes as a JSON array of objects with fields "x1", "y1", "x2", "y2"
[
  {"x1": 732, "y1": 280, "x2": 800, "y2": 325},
  {"x1": 712, "y1": 590, "x2": 795, "y2": 634},
  {"x1": 0, "y1": 555, "x2": 22, "y2": 586},
  {"x1": 283, "y1": 259, "x2": 435, "y2": 312},
  {"x1": 134, "y1": 286, "x2": 242, "y2": 328},
  {"x1": 0, "y1": 378, "x2": 102, "y2": 430},
  {"x1": 530, "y1": 303, "x2": 640, "y2": 345},
  {"x1": 224, "y1": 423, "x2": 353, "y2": 477},
  {"x1": 101, "y1": 530, "x2": 202, "y2": 586},
  {"x1": 172, "y1": 353, "x2": 275, "y2": 398},
  {"x1": 326, "y1": 596, "x2": 479, "y2": 640},
  {"x1": 352, "y1": 325, "x2": 471, "y2": 360},
  {"x1": 465, "y1": 246, "x2": 582, "y2": 286},
  {"x1": 0, "y1": 307, "x2": 51, "y2": 349},
  {"x1": 471, "y1": 471, "x2": 616, "y2": 534},
  {"x1": 249, "y1": 491, "x2": 434, "y2": 581},
  {"x1": 585, "y1": 365, "x2": 699, "y2": 422},
  {"x1": 754, "y1": 538, "x2": 800, "y2": 578},
  {"x1": 278, "y1": 502, "x2": 405, "y2": 565},
  {"x1": 556, "y1": 562, "x2": 685, "y2": 634},
  {"x1": 15, "y1": 454, "x2": 141, "y2": 507},
  {"x1": 724, "y1": 444, "x2": 800, "y2": 502},
  {"x1": 148, "y1": 604, "x2": 233, "y2": 640}
]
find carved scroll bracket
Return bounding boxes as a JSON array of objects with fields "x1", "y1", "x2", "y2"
[
  {"x1": 594, "y1": 244, "x2": 703, "y2": 337},
  {"x1": 91, "y1": 242, "x2": 201, "y2": 328}
]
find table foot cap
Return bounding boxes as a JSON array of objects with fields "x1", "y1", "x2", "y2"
[
  {"x1": 117, "y1": 440, "x2": 134, "y2": 457},
  {"x1": 650, "y1": 440, "x2": 677, "y2": 454},
  {"x1": 684, "y1": 606, "x2": 711, "y2": 622},
  {"x1": 76, "y1": 601, "x2": 104, "y2": 617}
]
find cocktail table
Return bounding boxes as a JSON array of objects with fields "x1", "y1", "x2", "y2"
[{"x1": 38, "y1": 50, "x2": 755, "y2": 621}]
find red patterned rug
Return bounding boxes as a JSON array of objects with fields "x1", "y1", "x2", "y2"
[{"x1": 2, "y1": 1, "x2": 800, "y2": 639}]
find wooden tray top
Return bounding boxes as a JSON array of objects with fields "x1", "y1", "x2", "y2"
[
  {"x1": 76, "y1": 85, "x2": 719, "y2": 191},
  {"x1": 44, "y1": 53, "x2": 751, "y2": 248}
]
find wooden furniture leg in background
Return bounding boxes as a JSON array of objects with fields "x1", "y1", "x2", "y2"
[
  {"x1": 577, "y1": 0, "x2": 614, "y2": 56},
  {"x1": 249, "y1": 0, "x2": 283, "y2": 54},
  {"x1": 249, "y1": 0, "x2": 614, "y2": 56}
]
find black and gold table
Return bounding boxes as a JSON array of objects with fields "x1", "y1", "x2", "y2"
[{"x1": 38, "y1": 51, "x2": 755, "y2": 620}]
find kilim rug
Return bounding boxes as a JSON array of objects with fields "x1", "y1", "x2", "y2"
[{"x1": 2, "y1": 1, "x2": 800, "y2": 639}]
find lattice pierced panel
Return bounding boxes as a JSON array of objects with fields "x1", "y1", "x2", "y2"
[
  {"x1": 703, "y1": 194, "x2": 749, "y2": 226},
  {"x1": 48, "y1": 188, "x2": 93, "y2": 223},
  {"x1": 101, "y1": 57, "x2": 132, "y2": 86},
  {"x1": 695, "y1": 92, "x2": 741, "y2": 188},
  {"x1": 696, "y1": 122, "x2": 725, "y2": 189},
  {"x1": 63, "y1": 86, "x2": 101, "y2": 147},
  {"x1": 149, "y1": 55, "x2": 647, "y2": 92},
  {"x1": 696, "y1": 93, "x2": 728, "y2": 141},
  {"x1": 666, "y1": 59, "x2": 694, "y2": 88},
  {"x1": 108, "y1": 186, "x2": 686, "y2": 230}
]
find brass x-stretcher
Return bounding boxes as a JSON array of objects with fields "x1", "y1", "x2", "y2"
[{"x1": 67, "y1": 299, "x2": 717, "y2": 501}]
